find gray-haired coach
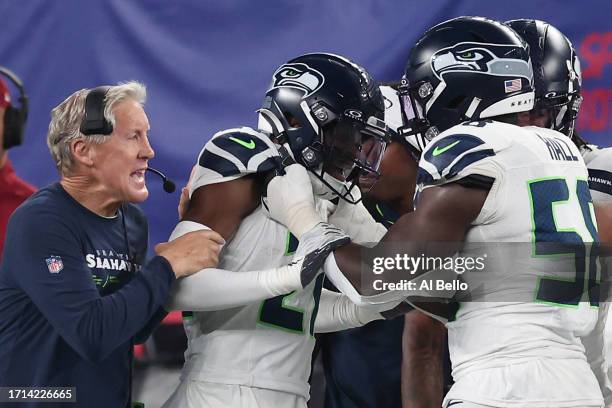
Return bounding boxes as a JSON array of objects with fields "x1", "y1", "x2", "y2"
[{"x1": 0, "y1": 82, "x2": 223, "y2": 407}]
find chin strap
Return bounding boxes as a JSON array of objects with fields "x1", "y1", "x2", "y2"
[{"x1": 309, "y1": 167, "x2": 361, "y2": 204}]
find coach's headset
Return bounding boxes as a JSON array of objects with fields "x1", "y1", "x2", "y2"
[
  {"x1": 0, "y1": 66, "x2": 28, "y2": 150},
  {"x1": 80, "y1": 86, "x2": 175, "y2": 193}
]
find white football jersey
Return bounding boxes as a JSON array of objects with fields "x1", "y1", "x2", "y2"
[
  {"x1": 173, "y1": 127, "x2": 383, "y2": 401},
  {"x1": 417, "y1": 120, "x2": 604, "y2": 407},
  {"x1": 581, "y1": 144, "x2": 612, "y2": 203}
]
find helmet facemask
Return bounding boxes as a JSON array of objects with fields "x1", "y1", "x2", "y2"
[
  {"x1": 529, "y1": 93, "x2": 583, "y2": 138},
  {"x1": 315, "y1": 109, "x2": 390, "y2": 204},
  {"x1": 397, "y1": 79, "x2": 440, "y2": 152},
  {"x1": 259, "y1": 100, "x2": 390, "y2": 204}
]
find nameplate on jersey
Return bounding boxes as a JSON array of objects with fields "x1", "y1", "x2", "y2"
[{"x1": 536, "y1": 134, "x2": 578, "y2": 162}]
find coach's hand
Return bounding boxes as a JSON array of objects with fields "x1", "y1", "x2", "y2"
[
  {"x1": 265, "y1": 163, "x2": 322, "y2": 239},
  {"x1": 155, "y1": 230, "x2": 225, "y2": 278}
]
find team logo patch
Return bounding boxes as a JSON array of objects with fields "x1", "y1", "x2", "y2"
[
  {"x1": 504, "y1": 79, "x2": 522, "y2": 93},
  {"x1": 45, "y1": 256, "x2": 64, "y2": 274},
  {"x1": 345, "y1": 109, "x2": 363, "y2": 119},
  {"x1": 431, "y1": 42, "x2": 532, "y2": 82},
  {"x1": 268, "y1": 63, "x2": 325, "y2": 99}
]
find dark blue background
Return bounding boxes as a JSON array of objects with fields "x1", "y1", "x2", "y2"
[{"x1": 1, "y1": 0, "x2": 610, "y2": 248}]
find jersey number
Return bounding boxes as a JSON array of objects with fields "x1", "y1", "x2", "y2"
[
  {"x1": 528, "y1": 178, "x2": 599, "y2": 307},
  {"x1": 258, "y1": 274, "x2": 324, "y2": 335}
]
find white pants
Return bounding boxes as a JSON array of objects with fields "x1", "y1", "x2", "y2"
[
  {"x1": 445, "y1": 402, "x2": 497, "y2": 408},
  {"x1": 162, "y1": 379, "x2": 307, "y2": 408}
]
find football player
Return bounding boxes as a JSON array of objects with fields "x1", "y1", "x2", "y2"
[
  {"x1": 265, "y1": 17, "x2": 610, "y2": 407},
  {"x1": 507, "y1": 19, "x2": 612, "y2": 405},
  {"x1": 161, "y1": 53, "x2": 401, "y2": 408}
]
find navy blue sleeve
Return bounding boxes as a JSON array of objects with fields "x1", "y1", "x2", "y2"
[
  {"x1": 3, "y1": 208, "x2": 175, "y2": 363},
  {"x1": 124, "y1": 204, "x2": 169, "y2": 344},
  {"x1": 134, "y1": 307, "x2": 168, "y2": 344}
]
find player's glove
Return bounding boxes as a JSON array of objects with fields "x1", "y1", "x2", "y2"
[
  {"x1": 264, "y1": 163, "x2": 323, "y2": 240},
  {"x1": 291, "y1": 222, "x2": 350, "y2": 288}
]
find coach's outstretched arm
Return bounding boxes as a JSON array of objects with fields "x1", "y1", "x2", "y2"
[{"x1": 3, "y1": 207, "x2": 223, "y2": 364}]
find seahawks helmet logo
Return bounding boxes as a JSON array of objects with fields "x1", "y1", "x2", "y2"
[
  {"x1": 269, "y1": 63, "x2": 325, "y2": 99},
  {"x1": 431, "y1": 42, "x2": 533, "y2": 82}
]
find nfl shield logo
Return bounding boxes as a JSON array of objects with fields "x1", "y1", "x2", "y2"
[{"x1": 46, "y1": 256, "x2": 64, "y2": 274}]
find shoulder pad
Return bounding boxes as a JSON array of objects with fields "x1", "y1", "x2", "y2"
[
  {"x1": 417, "y1": 121, "x2": 518, "y2": 186},
  {"x1": 191, "y1": 127, "x2": 280, "y2": 191},
  {"x1": 583, "y1": 145, "x2": 612, "y2": 172},
  {"x1": 418, "y1": 132, "x2": 495, "y2": 186}
]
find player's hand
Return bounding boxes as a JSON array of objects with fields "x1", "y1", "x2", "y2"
[
  {"x1": 155, "y1": 230, "x2": 225, "y2": 278},
  {"x1": 177, "y1": 187, "x2": 190, "y2": 220},
  {"x1": 177, "y1": 165, "x2": 198, "y2": 220},
  {"x1": 264, "y1": 163, "x2": 322, "y2": 239},
  {"x1": 291, "y1": 222, "x2": 350, "y2": 287}
]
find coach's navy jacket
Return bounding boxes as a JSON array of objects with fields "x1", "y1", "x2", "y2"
[{"x1": 0, "y1": 183, "x2": 174, "y2": 407}]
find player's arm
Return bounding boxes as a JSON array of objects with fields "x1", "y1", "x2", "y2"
[
  {"x1": 401, "y1": 311, "x2": 446, "y2": 408},
  {"x1": 266, "y1": 131, "x2": 496, "y2": 303},
  {"x1": 327, "y1": 182, "x2": 488, "y2": 297},
  {"x1": 595, "y1": 202, "x2": 612, "y2": 244},
  {"x1": 183, "y1": 175, "x2": 262, "y2": 241},
  {"x1": 166, "y1": 219, "x2": 348, "y2": 311},
  {"x1": 168, "y1": 177, "x2": 294, "y2": 310},
  {"x1": 312, "y1": 288, "x2": 412, "y2": 333},
  {"x1": 168, "y1": 174, "x2": 348, "y2": 311}
]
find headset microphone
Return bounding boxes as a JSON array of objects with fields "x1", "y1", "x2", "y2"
[{"x1": 146, "y1": 167, "x2": 176, "y2": 193}]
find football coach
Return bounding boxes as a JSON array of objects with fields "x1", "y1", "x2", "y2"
[{"x1": 0, "y1": 81, "x2": 223, "y2": 407}]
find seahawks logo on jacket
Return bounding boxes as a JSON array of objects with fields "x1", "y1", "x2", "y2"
[
  {"x1": 417, "y1": 133, "x2": 495, "y2": 186},
  {"x1": 431, "y1": 42, "x2": 532, "y2": 83},
  {"x1": 268, "y1": 63, "x2": 325, "y2": 99},
  {"x1": 193, "y1": 127, "x2": 280, "y2": 187}
]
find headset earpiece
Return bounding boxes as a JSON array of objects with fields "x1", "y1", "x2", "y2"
[
  {"x1": 0, "y1": 66, "x2": 28, "y2": 150},
  {"x1": 80, "y1": 86, "x2": 113, "y2": 136}
]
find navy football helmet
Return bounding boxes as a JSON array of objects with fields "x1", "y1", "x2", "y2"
[
  {"x1": 258, "y1": 53, "x2": 390, "y2": 203},
  {"x1": 506, "y1": 19, "x2": 582, "y2": 138},
  {"x1": 399, "y1": 16, "x2": 535, "y2": 151}
]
